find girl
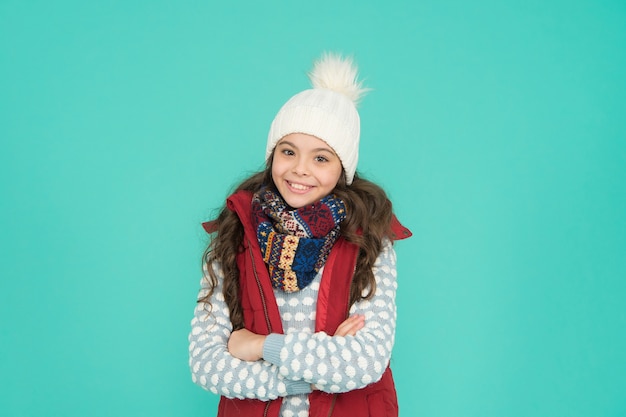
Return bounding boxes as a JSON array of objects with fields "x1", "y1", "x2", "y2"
[{"x1": 189, "y1": 53, "x2": 411, "y2": 417}]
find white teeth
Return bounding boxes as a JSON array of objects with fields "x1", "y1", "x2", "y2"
[{"x1": 289, "y1": 182, "x2": 310, "y2": 191}]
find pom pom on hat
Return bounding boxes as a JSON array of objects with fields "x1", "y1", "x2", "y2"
[
  {"x1": 308, "y1": 52, "x2": 369, "y2": 105},
  {"x1": 266, "y1": 52, "x2": 368, "y2": 185}
]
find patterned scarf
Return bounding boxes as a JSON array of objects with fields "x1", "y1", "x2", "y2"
[{"x1": 251, "y1": 187, "x2": 347, "y2": 292}]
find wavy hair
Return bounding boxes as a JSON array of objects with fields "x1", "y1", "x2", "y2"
[{"x1": 199, "y1": 155, "x2": 394, "y2": 330}]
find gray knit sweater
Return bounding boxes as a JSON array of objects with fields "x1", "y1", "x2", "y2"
[{"x1": 189, "y1": 239, "x2": 397, "y2": 417}]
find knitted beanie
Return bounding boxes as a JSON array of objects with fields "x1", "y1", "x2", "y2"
[{"x1": 266, "y1": 53, "x2": 368, "y2": 185}]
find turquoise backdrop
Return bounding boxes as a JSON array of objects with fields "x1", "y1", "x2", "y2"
[{"x1": 1, "y1": 0, "x2": 625, "y2": 416}]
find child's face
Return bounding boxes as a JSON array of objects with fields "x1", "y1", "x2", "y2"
[{"x1": 271, "y1": 133, "x2": 343, "y2": 208}]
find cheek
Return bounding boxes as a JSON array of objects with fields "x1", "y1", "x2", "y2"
[
  {"x1": 325, "y1": 166, "x2": 343, "y2": 188},
  {"x1": 271, "y1": 158, "x2": 287, "y2": 188},
  {"x1": 271, "y1": 158, "x2": 282, "y2": 177},
  {"x1": 270, "y1": 165, "x2": 280, "y2": 188}
]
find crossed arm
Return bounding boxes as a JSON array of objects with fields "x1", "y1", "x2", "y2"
[
  {"x1": 228, "y1": 314, "x2": 366, "y2": 361},
  {"x1": 189, "y1": 240, "x2": 398, "y2": 398}
]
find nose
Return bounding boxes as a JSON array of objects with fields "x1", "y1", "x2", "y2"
[{"x1": 292, "y1": 156, "x2": 309, "y2": 176}]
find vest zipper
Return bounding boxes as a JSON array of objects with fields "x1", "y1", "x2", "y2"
[
  {"x1": 326, "y1": 394, "x2": 337, "y2": 417},
  {"x1": 248, "y1": 240, "x2": 272, "y2": 333},
  {"x1": 248, "y1": 239, "x2": 277, "y2": 417}
]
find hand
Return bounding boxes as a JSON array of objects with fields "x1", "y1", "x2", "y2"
[
  {"x1": 228, "y1": 328, "x2": 267, "y2": 361},
  {"x1": 334, "y1": 314, "x2": 365, "y2": 337}
]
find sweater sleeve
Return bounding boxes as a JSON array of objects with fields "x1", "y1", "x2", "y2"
[
  {"x1": 262, "y1": 239, "x2": 398, "y2": 393},
  {"x1": 189, "y1": 262, "x2": 312, "y2": 400}
]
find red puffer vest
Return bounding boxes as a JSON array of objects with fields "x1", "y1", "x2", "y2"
[{"x1": 204, "y1": 190, "x2": 412, "y2": 417}]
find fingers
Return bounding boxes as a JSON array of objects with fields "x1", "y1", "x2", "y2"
[{"x1": 334, "y1": 314, "x2": 365, "y2": 337}]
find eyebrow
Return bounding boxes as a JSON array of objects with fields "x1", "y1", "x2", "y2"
[{"x1": 278, "y1": 140, "x2": 335, "y2": 154}]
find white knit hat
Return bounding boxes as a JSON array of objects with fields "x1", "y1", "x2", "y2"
[{"x1": 266, "y1": 53, "x2": 368, "y2": 185}]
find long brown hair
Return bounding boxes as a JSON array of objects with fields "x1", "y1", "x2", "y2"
[{"x1": 199, "y1": 155, "x2": 394, "y2": 329}]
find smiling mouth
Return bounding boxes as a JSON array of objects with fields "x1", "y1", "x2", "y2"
[{"x1": 287, "y1": 181, "x2": 313, "y2": 192}]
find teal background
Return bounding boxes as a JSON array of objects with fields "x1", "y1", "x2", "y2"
[{"x1": 1, "y1": 0, "x2": 625, "y2": 415}]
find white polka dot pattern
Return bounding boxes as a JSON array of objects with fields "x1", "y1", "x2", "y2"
[
  {"x1": 265, "y1": 239, "x2": 397, "y2": 415},
  {"x1": 188, "y1": 263, "x2": 292, "y2": 401},
  {"x1": 275, "y1": 242, "x2": 396, "y2": 392},
  {"x1": 189, "y1": 239, "x2": 398, "y2": 417}
]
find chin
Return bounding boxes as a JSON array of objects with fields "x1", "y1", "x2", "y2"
[
  {"x1": 283, "y1": 196, "x2": 314, "y2": 209},
  {"x1": 275, "y1": 183, "x2": 315, "y2": 208}
]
